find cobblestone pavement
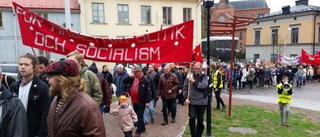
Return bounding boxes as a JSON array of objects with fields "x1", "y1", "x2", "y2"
[{"x1": 103, "y1": 82, "x2": 320, "y2": 137}]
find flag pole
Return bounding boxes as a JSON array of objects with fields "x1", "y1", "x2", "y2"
[
  {"x1": 186, "y1": 62, "x2": 193, "y2": 120},
  {"x1": 31, "y1": 48, "x2": 37, "y2": 56}
]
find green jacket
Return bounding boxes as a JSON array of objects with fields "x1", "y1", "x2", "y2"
[{"x1": 79, "y1": 65, "x2": 103, "y2": 104}]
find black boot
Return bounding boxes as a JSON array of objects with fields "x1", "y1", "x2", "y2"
[
  {"x1": 161, "y1": 121, "x2": 168, "y2": 126},
  {"x1": 171, "y1": 117, "x2": 176, "y2": 123}
]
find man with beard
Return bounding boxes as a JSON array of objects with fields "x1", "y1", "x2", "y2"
[
  {"x1": 37, "y1": 56, "x2": 50, "y2": 86},
  {"x1": 44, "y1": 59, "x2": 106, "y2": 136},
  {"x1": 10, "y1": 53, "x2": 51, "y2": 137}
]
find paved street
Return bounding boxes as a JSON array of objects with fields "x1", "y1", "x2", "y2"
[{"x1": 222, "y1": 82, "x2": 320, "y2": 112}]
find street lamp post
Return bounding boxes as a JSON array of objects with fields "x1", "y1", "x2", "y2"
[{"x1": 203, "y1": 0, "x2": 213, "y2": 136}]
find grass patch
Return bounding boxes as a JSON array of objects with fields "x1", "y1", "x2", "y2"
[
  {"x1": 112, "y1": 95, "x2": 118, "y2": 103},
  {"x1": 183, "y1": 106, "x2": 320, "y2": 137}
]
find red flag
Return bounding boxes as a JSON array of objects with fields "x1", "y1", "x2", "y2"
[
  {"x1": 12, "y1": 2, "x2": 194, "y2": 63},
  {"x1": 193, "y1": 44, "x2": 202, "y2": 62},
  {"x1": 301, "y1": 49, "x2": 320, "y2": 65}
]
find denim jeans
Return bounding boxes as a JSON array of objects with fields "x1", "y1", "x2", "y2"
[
  {"x1": 99, "y1": 104, "x2": 105, "y2": 116},
  {"x1": 143, "y1": 99, "x2": 155, "y2": 123},
  {"x1": 296, "y1": 76, "x2": 302, "y2": 86}
]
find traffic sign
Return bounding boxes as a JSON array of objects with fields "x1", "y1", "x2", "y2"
[
  {"x1": 236, "y1": 21, "x2": 250, "y2": 27},
  {"x1": 235, "y1": 17, "x2": 255, "y2": 22},
  {"x1": 210, "y1": 30, "x2": 233, "y2": 34},
  {"x1": 210, "y1": 22, "x2": 233, "y2": 27}
]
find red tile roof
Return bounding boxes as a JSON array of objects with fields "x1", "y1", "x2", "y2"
[{"x1": 0, "y1": 0, "x2": 80, "y2": 10}]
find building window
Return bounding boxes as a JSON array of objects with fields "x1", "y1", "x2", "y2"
[
  {"x1": 118, "y1": 4, "x2": 129, "y2": 24},
  {"x1": 0, "y1": 12, "x2": 2, "y2": 27},
  {"x1": 219, "y1": 16, "x2": 224, "y2": 22},
  {"x1": 257, "y1": 13, "x2": 264, "y2": 17},
  {"x1": 183, "y1": 8, "x2": 192, "y2": 22},
  {"x1": 141, "y1": 6, "x2": 151, "y2": 24},
  {"x1": 254, "y1": 31, "x2": 260, "y2": 46},
  {"x1": 39, "y1": 50, "x2": 50, "y2": 60},
  {"x1": 239, "y1": 42, "x2": 242, "y2": 50},
  {"x1": 291, "y1": 28, "x2": 299, "y2": 44},
  {"x1": 163, "y1": 7, "x2": 172, "y2": 25},
  {"x1": 38, "y1": 13, "x2": 48, "y2": 19},
  {"x1": 239, "y1": 32, "x2": 242, "y2": 40},
  {"x1": 272, "y1": 29, "x2": 278, "y2": 46},
  {"x1": 92, "y1": 3, "x2": 105, "y2": 23},
  {"x1": 254, "y1": 54, "x2": 260, "y2": 63}
]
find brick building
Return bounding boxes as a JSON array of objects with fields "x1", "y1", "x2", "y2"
[{"x1": 211, "y1": 0, "x2": 270, "y2": 51}]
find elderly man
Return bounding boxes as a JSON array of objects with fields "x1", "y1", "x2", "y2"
[
  {"x1": 114, "y1": 64, "x2": 129, "y2": 98},
  {"x1": 44, "y1": 59, "x2": 106, "y2": 136},
  {"x1": 183, "y1": 62, "x2": 209, "y2": 137},
  {"x1": 123, "y1": 66, "x2": 152, "y2": 137},
  {"x1": 158, "y1": 64, "x2": 180, "y2": 126}
]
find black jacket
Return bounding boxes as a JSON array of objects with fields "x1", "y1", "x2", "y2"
[
  {"x1": 123, "y1": 76, "x2": 152, "y2": 103},
  {"x1": 11, "y1": 77, "x2": 51, "y2": 137},
  {"x1": 0, "y1": 85, "x2": 28, "y2": 137},
  {"x1": 99, "y1": 70, "x2": 113, "y2": 84}
]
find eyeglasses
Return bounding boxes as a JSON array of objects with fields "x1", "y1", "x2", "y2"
[{"x1": 194, "y1": 68, "x2": 201, "y2": 70}]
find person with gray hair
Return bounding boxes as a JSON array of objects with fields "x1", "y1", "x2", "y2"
[
  {"x1": 123, "y1": 66, "x2": 152, "y2": 137},
  {"x1": 158, "y1": 64, "x2": 180, "y2": 126},
  {"x1": 183, "y1": 62, "x2": 208, "y2": 137},
  {"x1": 114, "y1": 64, "x2": 129, "y2": 98}
]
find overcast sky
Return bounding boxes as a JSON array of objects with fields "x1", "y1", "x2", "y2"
[{"x1": 229, "y1": 0, "x2": 320, "y2": 13}]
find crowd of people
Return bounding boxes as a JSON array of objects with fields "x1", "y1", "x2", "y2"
[
  {"x1": 214, "y1": 62, "x2": 320, "y2": 91},
  {"x1": 1, "y1": 51, "x2": 319, "y2": 137}
]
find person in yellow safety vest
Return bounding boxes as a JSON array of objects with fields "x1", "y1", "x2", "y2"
[
  {"x1": 212, "y1": 64, "x2": 226, "y2": 111},
  {"x1": 276, "y1": 76, "x2": 293, "y2": 127}
]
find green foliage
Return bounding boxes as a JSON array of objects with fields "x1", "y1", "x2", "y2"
[
  {"x1": 183, "y1": 106, "x2": 320, "y2": 137},
  {"x1": 112, "y1": 95, "x2": 118, "y2": 103},
  {"x1": 235, "y1": 51, "x2": 246, "y2": 59}
]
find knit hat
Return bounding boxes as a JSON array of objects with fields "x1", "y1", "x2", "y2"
[
  {"x1": 88, "y1": 63, "x2": 98, "y2": 74},
  {"x1": 43, "y1": 60, "x2": 79, "y2": 76}
]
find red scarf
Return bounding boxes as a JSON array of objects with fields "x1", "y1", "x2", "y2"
[{"x1": 130, "y1": 76, "x2": 142, "y2": 103}]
